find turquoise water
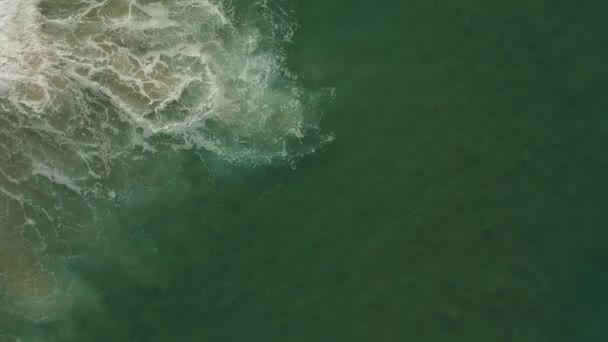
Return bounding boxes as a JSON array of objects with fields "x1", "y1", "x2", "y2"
[{"x1": 1, "y1": 0, "x2": 608, "y2": 341}]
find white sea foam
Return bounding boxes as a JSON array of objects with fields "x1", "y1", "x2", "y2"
[
  {"x1": 0, "y1": 0, "x2": 44, "y2": 79},
  {"x1": 0, "y1": 0, "x2": 332, "y2": 332},
  {"x1": 0, "y1": 0, "x2": 55, "y2": 108}
]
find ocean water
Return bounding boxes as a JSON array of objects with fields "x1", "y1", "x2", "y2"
[{"x1": 1, "y1": 0, "x2": 607, "y2": 341}]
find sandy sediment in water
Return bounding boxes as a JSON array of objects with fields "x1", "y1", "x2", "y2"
[
  {"x1": 0, "y1": 1, "x2": 74, "y2": 322},
  {"x1": 0, "y1": 238, "x2": 73, "y2": 322},
  {"x1": 0, "y1": 1, "x2": 179, "y2": 319}
]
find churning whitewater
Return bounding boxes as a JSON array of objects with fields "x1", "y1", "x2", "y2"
[{"x1": 0, "y1": 0, "x2": 331, "y2": 331}]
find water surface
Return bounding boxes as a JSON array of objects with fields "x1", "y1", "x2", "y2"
[{"x1": 1, "y1": 0, "x2": 607, "y2": 341}]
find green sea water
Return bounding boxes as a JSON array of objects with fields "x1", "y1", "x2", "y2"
[{"x1": 1, "y1": 0, "x2": 608, "y2": 341}]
